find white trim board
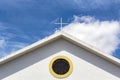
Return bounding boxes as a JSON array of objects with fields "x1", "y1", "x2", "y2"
[{"x1": 0, "y1": 31, "x2": 120, "y2": 67}]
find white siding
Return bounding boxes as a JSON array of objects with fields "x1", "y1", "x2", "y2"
[{"x1": 0, "y1": 39, "x2": 120, "y2": 80}]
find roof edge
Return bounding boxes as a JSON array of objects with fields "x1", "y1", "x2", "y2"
[
  {"x1": 61, "y1": 32, "x2": 120, "y2": 67},
  {"x1": 0, "y1": 31, "x2": 120, "y2": 67},
  {"x1": 0, "y1": 31, "x2": 63, "y2": 65}
]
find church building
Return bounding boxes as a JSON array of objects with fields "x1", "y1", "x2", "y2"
[{"x1": 0, "y1": 31, "x2": 120, "y2": 80}]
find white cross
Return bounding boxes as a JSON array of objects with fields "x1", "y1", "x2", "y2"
[{"x1": 55, "y1": 18, "x2": 68, "y2": 29}]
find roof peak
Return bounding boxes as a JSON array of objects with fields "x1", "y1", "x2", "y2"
[{"x1": 0, "y1": 31, "x2": 120, "y2": 66}]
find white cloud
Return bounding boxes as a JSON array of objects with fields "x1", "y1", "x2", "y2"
[
  {"x1": 0, "y1": 39, "x2": 6, "y2": 48},
  {"x1": 7, "y1": 41, "x2": 29, "y2": 54},
  {"x1": 62, "y1": 16, "x2": 120, "y2": 55},
  {"x1": 0, "y1": 40, "x2": 28, "y2": 58},
  {"x1": 73, "y1": 0, "x2": 120, "y2": 9},
  {"x1": 0, "y1": 23, "x2": 29, "y2": 58}
]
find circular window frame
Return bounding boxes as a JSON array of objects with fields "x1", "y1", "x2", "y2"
[{"x1": 49, "y1": 56, "x2": 73, "y2": 78}]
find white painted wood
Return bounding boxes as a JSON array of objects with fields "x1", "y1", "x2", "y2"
[{"x1": 0, "y1": 39, "x2": 120, "y2": 80}]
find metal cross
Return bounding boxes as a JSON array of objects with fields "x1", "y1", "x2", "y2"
[{"x1": 55, "y1": 18, "x2": 68, "y2": 29}]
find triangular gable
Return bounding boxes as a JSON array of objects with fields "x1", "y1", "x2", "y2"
[{"x1": 0, "y1": 31, "x2": 120, "y2": 67}]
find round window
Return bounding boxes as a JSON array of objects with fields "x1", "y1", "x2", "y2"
[{"x1": 49, "y1": 56, "x2": 73, "y2": 78}]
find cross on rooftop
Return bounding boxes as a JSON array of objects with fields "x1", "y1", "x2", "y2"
[{"x1": 55, "y1": 18, "x2": 68, "y2": 29}]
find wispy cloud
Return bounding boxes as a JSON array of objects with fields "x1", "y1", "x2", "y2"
[
  {"x1": 62, "y1": 16, "x2": 120, "y2": 55},
  {"x1": 73, "y1": 0, "x2": 120, "y2": 9},
  {"x1": 0, "y1": 39, "x2": 6, "y2": 48},
  {"x1": 0, "y1": 23, "x2": 29, "y2": 58}
]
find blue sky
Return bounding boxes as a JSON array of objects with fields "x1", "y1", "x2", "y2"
[{"x1": 0, "y1": 0, "x2": 120, "y2": 59}]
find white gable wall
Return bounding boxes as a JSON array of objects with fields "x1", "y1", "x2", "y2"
[{"x1": 0, "y1": 39, "x2": 120, "y2": 80}]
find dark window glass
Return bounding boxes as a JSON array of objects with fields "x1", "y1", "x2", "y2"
[{"x1": 52, "y1": 58, "x2": 70, "y2": 75}]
